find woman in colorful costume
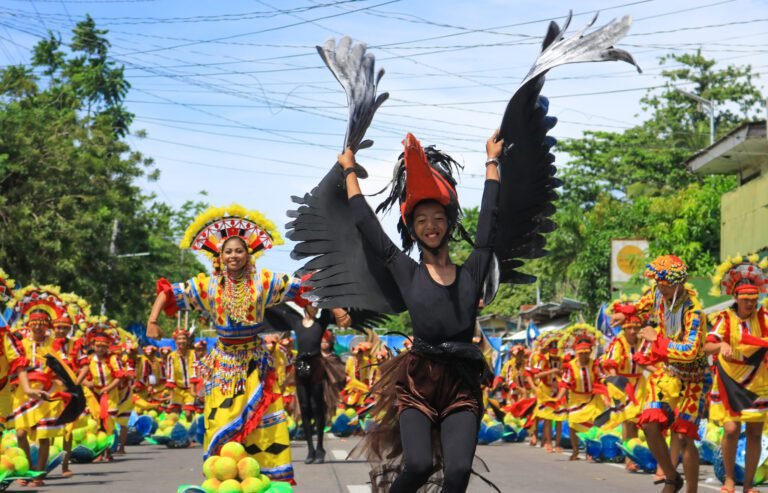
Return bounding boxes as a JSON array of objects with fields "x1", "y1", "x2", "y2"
[
  {"x1": 555, "y1": 324, "x2": 606, "y2": 460},
  {"x1": 77, "y1": 325, "x2": 123, "y2": 462},
  {"x1": 529, "y1": 333, "x2": 566, "y2": 452},
  {"x1": 165, "y1": 328, "x2": 199, "y2": 422},
  {"x1": 602, "y1": 298, "x2": 651, "y2": 471},
  {"x1": 133, "y1": 344, "x2": 165, "y2": 413},
  {"x1": 7, "y1": 285, "x2": 84, "y2": 486},
  {"x1": 704, "y1": 253, "x2": 768, "y2": 493},
  {"x1": 341, "y1": 340, "x2": 373, "y2": 415},
  {"x1": 146, "y1": 205, "x2": 309, "y2": 484},
  {"x1": 614, "y1": 255, "x2": 707, "y2": 493},
  {"x1": 499, "y1": 345, "x2": 531, "y2": 407}
]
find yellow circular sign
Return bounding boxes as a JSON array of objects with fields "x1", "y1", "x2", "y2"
[{"x1": 617, "y1": 245, "x2": 644, "y2": 275}]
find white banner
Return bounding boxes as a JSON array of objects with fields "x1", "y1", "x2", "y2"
[{"x1": 611, "y1": 239, "x2": 649, "y2": 285}]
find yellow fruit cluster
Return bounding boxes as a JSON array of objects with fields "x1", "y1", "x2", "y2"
[{"x1": 200, "y1": 442, "x2": 272, "y2": 493}]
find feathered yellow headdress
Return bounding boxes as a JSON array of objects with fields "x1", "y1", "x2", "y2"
[
  {"x1": 558, "y1": 323, "x2": 604, "y2": 354},
  {"x1": 11, "y1": 284, "x2": 68, "y2": 328},
  {"x1": 710, "y1": 253, "x2": 768, "y2": 299},
  {"x1": 180, "y1": 204, "x2": 283, "y2": 270}
]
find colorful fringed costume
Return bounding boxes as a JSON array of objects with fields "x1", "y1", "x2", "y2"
[
  {"x1": 633, "y1": 256, "x2": 708, "y2": 440},
  {"x1": 707, "y1": 253, "x2": 768, "y2": 423},
  {"x1": 154, "y1": 204, "x2": 307, "y2": 484}
]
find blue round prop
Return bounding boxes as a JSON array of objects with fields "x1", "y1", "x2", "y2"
[
  {"x1": 560, "y1": 422, "x2": 572, "y2": 449},
  {"x1": 583, "y1": 439, "x2": 602, "y2": 460},
  {"x1": 633, "y1": 445, "x2": 659, "y2": 473},
  {"x1": 600, "y1": 435, "x2": 624, "y2": 462},
  {"x1": 699, "y1": 440, "x2": 717, "y2": 465},
  {"x1": 502, "y1": 425, "x2": 518, "y2": 443},
  {"x1": 70, "y1": 445, "x2": 96, "y2": 463},
  {"x1": 331, "y1": 413, "x2": 358, "y2": 437},
  {"x1": 136, "y1": 415, "x2": 154, "y2": 437},
  {"x1": 517, "y1": 428, "x2": 528, "y2": 442}
]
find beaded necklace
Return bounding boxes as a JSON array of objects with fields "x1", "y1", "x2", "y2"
[{"x1": 222, "y1": 271, "x2": 252, "y2": 324}]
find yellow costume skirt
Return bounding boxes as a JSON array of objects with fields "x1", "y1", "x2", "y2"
[
  {"x1": 600, "y1": 374, "x2": 647, "y2": 430},
  {"x1": 711, "y1": 361, "x2": 768, "y2": 424},
  {"x1": 201, "y1": 340, "x2": 293, "y2": 484},
  {"x1": 170, "y1": 387, "x2": 196, "y2": 413},
  {"x1": 566, "y1": 391, "x2": 606, "y2": 430},
  {"x1": 0, "y1": 382, "x2": 11, "y2": 429},
  {"x1": 8, "y1": 378, "x2": 66, "y2": 440},
  {"x1": 637, "y1": 367, "x2": 705, "y2": 439},
  {"x1": 533, "y1": 383, "x2": 566, "y2": 422}
]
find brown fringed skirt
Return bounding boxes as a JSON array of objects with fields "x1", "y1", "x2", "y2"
[{"x1": 354, "y1": 345, "x2": 491, "y2": 492}]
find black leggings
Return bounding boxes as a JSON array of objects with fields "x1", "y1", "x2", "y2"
[
  {"x1": 296, "y1": 381, "x2": 326, "y2": 452},
  {"x1": 389, "y1": 408, "x2": 478, "y2": 493}
]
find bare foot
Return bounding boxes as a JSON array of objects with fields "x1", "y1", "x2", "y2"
[{"x1": 569, "y1": 454, "x2": 580, "y2": 461}]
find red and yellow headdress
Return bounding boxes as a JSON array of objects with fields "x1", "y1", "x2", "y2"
[
  {"x1": 0, "y1": 268, "x2": 16, "y2": 304},
  {"x1": 645, "y1": 255, "x2": 688, "y2": 285},
  {"x1": 710, "y1": 253, "x2": 768, "y2": 300},
  {"x1": 180, "y1": 204, "x2": 283, "y2": 273},
  {"x1": 558, "y1": 323, "x2": 604, "y2": 355},
  {"x1": 11, "y1": 285, "x2": 67, "y2": 330}
]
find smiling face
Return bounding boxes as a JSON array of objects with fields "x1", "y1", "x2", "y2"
[
  {"x1": 175, "y1": 334, "x2": 189, "y2": 351},
  {"x1": 220, "y1": 237, "x2": 249, "y2": 275},
  {"x1": 411, "y1": 200, "x2": 448, "y2": 250}
]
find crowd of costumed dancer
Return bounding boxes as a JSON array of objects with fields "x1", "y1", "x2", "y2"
[{"x1": 5, "y1": 10, "x2": 768, "y2": 493}]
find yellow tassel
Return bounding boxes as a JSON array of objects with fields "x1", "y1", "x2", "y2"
[
  {"x1": 732, "y1": 254, "x2": 743, "y2": 265},
  {"x1": 747, "y1": 253, "x2": 759, "y2": 263}
]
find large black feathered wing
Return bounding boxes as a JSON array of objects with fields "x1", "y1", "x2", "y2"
[
  {"x1": 287, "y1": 38, "x2": 405, "y2": 314},
  {"x1": 45, "y1": 354, "x2": 86, "y2": 426},
  {"x1": 495, "y1": 12, "x2": 640, "y2": 283}
]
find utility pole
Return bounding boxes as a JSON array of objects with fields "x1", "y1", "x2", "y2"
[
  {"x1": 675, "y1": 87, "x2": 715, "y2": 146},
  {"x1": 100, "y1": 219, "x2": 151, "y2": 315}
]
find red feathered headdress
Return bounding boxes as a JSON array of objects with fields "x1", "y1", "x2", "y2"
[
  {"x1": 399, "y1": 133, "x2": 457, "y2": 220},
  {"x1": 375, "y1": 133, "x2": 466, "y2": 252}
]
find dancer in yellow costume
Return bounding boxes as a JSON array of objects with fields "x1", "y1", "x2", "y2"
[
  {"x1": 614, "y1": 255, "x2": 707, "y2": 493},
  {"x1": 530, "y1": 332, "x2": 565, "y2": 452},
  {"x1": 165, "y1": 328, "x2": 199, "y2": 421},
  {"x1": 133, "y1": 344, "x2": 165, "y2": 412},
  {"x1": 601, "y1": 298, "x2": 652, "y2": 472},
  {"x1": 8, "y1": 311, "x2": 67, "y2": 486},
  {"x1": 341, "y1": 341, "x2": 373, "y2": 413},
  {"x1": 555, "y1": 324, "x2": 607, "y2": 461},
  {"x1": 147, "y1": 204, "x2": 309, "y2": 484},
  {"x1": 78, "y1": 326, "x2": 124, "y2": 462},
  {"x1": 704, "y1": 253, "x2": 768, "y2": 493}
]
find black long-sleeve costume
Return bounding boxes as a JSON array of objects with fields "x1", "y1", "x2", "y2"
[
  {"x1": 349, "y1": 180, "x2": 499, "y2": 345},
  {"x1": 350, "y1": 180, "x2": 499, "y2": 493}
]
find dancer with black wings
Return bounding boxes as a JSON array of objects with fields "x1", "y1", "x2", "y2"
[{"x1": 288, "y1": 14, "x2": 640, "y2": 492}]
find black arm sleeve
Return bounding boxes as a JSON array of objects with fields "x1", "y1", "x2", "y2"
[
  {"x1": 318, "y1": 309, "x2": 332, "y2": 330},
  {"x1": 464, "y1": 180, "x2": 500, "y2": 291}
]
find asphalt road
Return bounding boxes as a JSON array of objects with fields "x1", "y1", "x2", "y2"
[{"x1": 10, "y1": 436, "x2": 726, "y2": 493}]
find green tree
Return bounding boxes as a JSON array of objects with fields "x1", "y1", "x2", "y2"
[
  {"x1": 557, "y1": 50, "x2": 763, "y2": 206},
  {"x1": 0, "y1": 17, "x2": 207, "y2": 325}
]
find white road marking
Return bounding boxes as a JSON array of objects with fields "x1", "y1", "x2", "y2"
[
  {"x1": 332, "y1": 449, "x2": 348, "y2": 460},
  {"x1": 346, "y1": 485, "x2": 371, "y2": 493}
]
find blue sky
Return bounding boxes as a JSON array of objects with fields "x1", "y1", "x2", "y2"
[{"x1": 1, "y1": 0, "x2": 766, "y2": 277}]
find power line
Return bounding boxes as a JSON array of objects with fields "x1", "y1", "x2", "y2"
[{"x1": 117, "y1": 0, "x2": 401, "y2": 56}]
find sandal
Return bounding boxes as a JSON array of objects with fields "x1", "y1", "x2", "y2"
[{"x1": 653, "y1": 473, "x2": 684, "y2": 493}]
